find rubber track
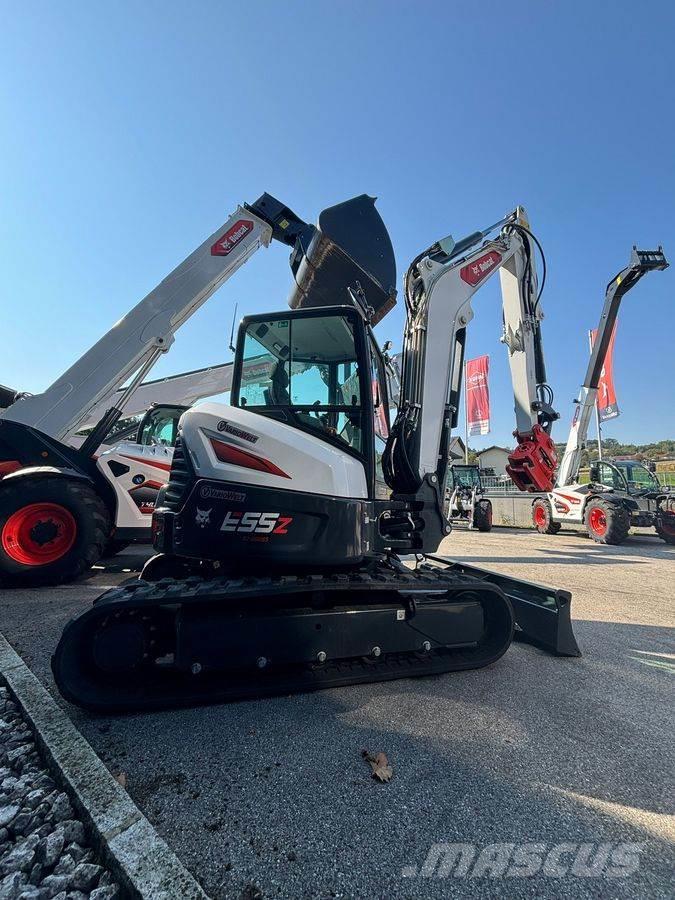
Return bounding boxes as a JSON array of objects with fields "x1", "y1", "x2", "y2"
[{"x1": 52, "y1": 562, "x2": 514, "y2": 712}]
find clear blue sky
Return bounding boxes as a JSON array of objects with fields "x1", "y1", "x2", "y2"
[{"x1": 1, "y1": 1, "x2": 673, "y2": 448}]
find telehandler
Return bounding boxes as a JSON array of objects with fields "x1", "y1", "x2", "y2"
[{"x1": 532, "y1": 247, "x2": 671, "y2": 544}]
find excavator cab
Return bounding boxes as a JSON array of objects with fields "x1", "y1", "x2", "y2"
[{"x1": 232, "y1": 305, "x2": 390, "y2": 500}]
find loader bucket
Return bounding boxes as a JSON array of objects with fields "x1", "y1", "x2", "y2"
[
  {"x1": 426, "y1": 556, "x2": 581, "y2": 657},
  {"x1": 287, "y1": 195, "x2": 397, "y2": 325}
]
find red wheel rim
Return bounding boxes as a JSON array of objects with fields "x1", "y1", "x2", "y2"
[
  {"x1": 1, "y1": 503, "x2": 77, "y2": 566},
  {"x1": 534, "y1": 504, "x2": 547, "y2": 527},
  {"x1": 588, "y1": 506, "x2": 607, "y2": 536}
]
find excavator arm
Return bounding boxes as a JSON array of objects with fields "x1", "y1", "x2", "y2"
[{"x1": 384, "y1": 208, "x2": 559, "y2": 497}]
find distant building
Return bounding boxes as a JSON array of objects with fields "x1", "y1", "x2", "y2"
[
  {"x1": 448, "y1": 437, "x2": 466, "y2": 461},
  {"x1": 477, "y1": 446, "x2": 510, "y2": 477}
]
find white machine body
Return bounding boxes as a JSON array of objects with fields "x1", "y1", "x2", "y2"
[
  {"x1": 97, "y1": 441, "x2": 174, "y2": 532},
  {"x1": 179, "y1": 403, "x2": 368, "y2": 500}
]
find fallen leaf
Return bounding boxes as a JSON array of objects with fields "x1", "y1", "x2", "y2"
[
  {"x1": 361, "y1": 749, "x2": 393, "y2": 783},
  {"x1": 115, "y1": 772, "x2": 127, "y2": 788}
]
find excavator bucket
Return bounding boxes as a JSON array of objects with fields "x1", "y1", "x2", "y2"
[
  {"x1": 287, "y1": 195, "x2": 397, "y2": 325},
  {"x1": 426, "y1": 556, "x2": 581, "y2": 657}
]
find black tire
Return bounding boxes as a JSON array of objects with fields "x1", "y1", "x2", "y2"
[
  {"x1": 532, "y1": 498, "x2": 561, "y2": 534},
  {"x1": 584, "y1": 498, "x2": 630, "y2": 545},
  {"x1": 103, "y1": 539, "x2": 131, "y2": 557},
  {"x1": 0, "y1": 476, "x2": 110, "y2": 586},
  {"x1": 473, "y1": 499, "x2": 493, "y2": 532},
  {"x1": 655, "y1": 515, "x2": 675, "y2": 545}
]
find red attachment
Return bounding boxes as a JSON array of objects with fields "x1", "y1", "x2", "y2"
[
  {"x1": 506, "y1": 425, "x2": 557, "y2": 493},
  {"x1": 1, "y1": 503, "x2": 77, "y2": 566}
]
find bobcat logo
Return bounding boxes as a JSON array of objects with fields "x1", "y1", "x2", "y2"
[{"x1": 195, "y1": 508, "x2": 212, "y2": 527}]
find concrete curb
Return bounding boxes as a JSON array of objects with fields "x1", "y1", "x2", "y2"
[{"x1": 0, "y1": 632, "x2": 209, "y2": 899}]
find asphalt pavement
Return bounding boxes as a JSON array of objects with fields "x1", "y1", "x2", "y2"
[{"x1": 0, "y1": 528, "x2": 673, "y2": 899}]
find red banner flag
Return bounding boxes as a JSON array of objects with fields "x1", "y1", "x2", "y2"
[
  {"x1": 466, "y1": 355, "x2": 490, "y2": 435},
  {"x1": 590, "y1": 323, "x2": 620, "y2": 421}
]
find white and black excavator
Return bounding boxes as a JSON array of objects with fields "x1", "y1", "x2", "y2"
[
  {"x1": 0, "y1": 194, "x2": 342, "y2": 584},
  {"x1": 53, "y1": 199, "x2": 580, "y2": 712},
  {"x1": 531, "y1": 246, "x2": 672, "y2": 544}
]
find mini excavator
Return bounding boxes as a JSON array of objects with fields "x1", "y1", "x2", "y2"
[{"x1": 53, "y1": 195, "x2": 580, "y2": 710}]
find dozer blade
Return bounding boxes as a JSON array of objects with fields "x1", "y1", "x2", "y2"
[
  {"x1": 287, "y1": 194, "x2": 397, "y2": 325},
  {"x1": 425, "y1": 555, "x2": 581, "y2": 657},
  {"x1": 52, "y1": 563, "x2": 517, "y2": 713}
]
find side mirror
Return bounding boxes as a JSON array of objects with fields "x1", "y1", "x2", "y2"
[{"x1": 589, "y1": 465, "x2": 600, "y2": 482}]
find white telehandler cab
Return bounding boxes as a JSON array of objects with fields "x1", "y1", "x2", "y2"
[
  {"x1": 69, "y1": 361, "x2": 234, "y2": 554},
  {"x1": 531, "y1": 247, "x2": 672, "y2": 544}
]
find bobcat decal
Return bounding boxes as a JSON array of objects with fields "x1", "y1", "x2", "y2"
[{"x1": 195, "y1": 508, "x2": 212, "y2": 527}]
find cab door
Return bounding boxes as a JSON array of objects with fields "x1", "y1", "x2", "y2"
[
  {"x1": 596, "y1": 462, "x2": 628, "y2": 493},
  {"x1": 368, "y1": 338, "x2": 391, "y2": 500}
]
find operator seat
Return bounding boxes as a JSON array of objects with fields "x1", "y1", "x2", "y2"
[{"x1": 268, "y1": 360, "x2": 326, "y2": 433}]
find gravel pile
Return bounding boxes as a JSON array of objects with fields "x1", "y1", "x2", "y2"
[{"x1": 0, "y1": 685, "x2": 122, "y2": 900}]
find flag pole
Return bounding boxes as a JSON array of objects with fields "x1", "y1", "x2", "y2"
[
  {"x1": 464, "y1": 359, "x2": 469, "y2": 464},
  {"x1": 588, "y1": 330, "x2": 603, "y2": 461}
]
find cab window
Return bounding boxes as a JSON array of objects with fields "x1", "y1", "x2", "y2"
[
  {"x1": 596, "y1": 462, "x2": 627, "y2": 492},
  {"x1": 237, "y1": 315, "x2": 364, "y2": 454},
  {"x1": 138, "y1": 406, "x2": 183, "y2": 447},
  {"x1": 622, "y1": 463, "x2": 660, "y2": 491}
]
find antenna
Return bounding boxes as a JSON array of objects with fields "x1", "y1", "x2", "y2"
[{"x1": 229, "y1": 302, "x2": 239, "y2": 353}]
